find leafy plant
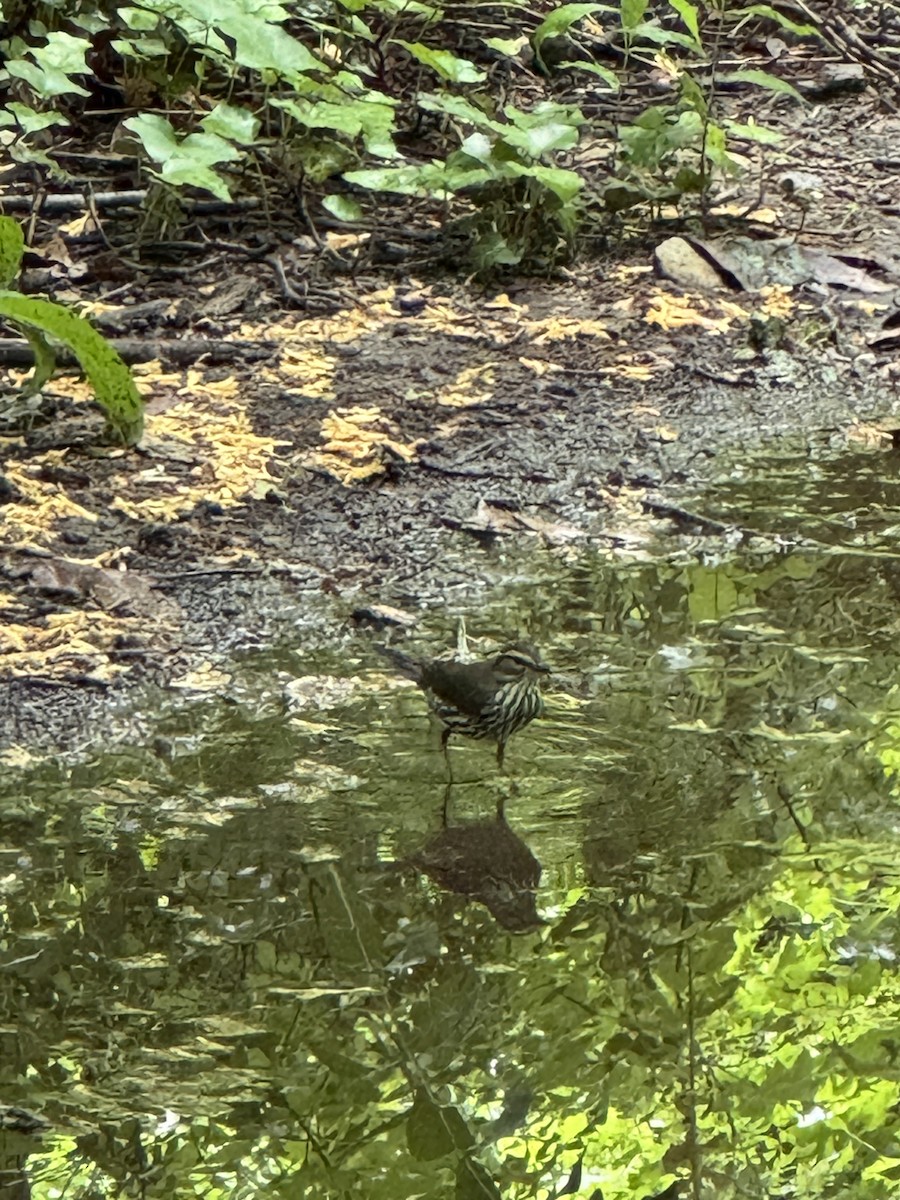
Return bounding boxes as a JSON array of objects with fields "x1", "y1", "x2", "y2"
[
  {"x1": 0, "y1": 217, "x2": 144, "y2": 444},
  {"x1": 605, "y1": 0, "x2": 809, "y2": 213},
  {"x1": 0, "y1": 0, "x2": 823, "y2": 267},
  {"x1": 347, "y1": 96, "x2": 586, "y2": 271}
]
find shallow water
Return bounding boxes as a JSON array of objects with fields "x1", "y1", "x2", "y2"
[{"x1": 4, "y1": 442, "x2": 900, "y2": 1199}]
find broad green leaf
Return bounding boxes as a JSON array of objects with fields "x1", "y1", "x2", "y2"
[
  {"x1": 506, "y1": 100, "x2": 584, "y2": 130},
  {"x1": 217, "y1": 16, "x2": 321, "y2": 76},
  {"x1": 6, "y1": 31, "x2": 93, "y2": 98},
  {"x1": 0, "y1": 293, "x2": 143, "y2": 444},
  {"x1": 458, "y1": 131, "x2": 494, "y2": 164},
  {"x1": 724, "y1": 119, "x2": 783, "y2": 145},
  {"x1": 123, "y1": 119, "x2": 241, "y2": 196},
  {"x1": 0, "y1": 103, "x2": 66, "y2": 134},
  {"x1": 406, "y1": 1090, "x2": 473, "y2": 1160},
  {"x1": 272, "y1": 96, "x2": 396, "y2": 155},
  {"x1": 558, "y1": 59, "x2": 620, "y2": 88},
  {"x1": 201, "y1": 103, "x2": 260, "y2": 145},
  {"x1": 737, "y1": 4, "x2": 819, "y2": 37},
  {"x1": 123, "y1": 113, "x2": 179, "y2": 163},
  {"x1": 483, "y1": 36, "x2": 530, "y2": 55},
  {"x1": 419, "y1": 93, "x2": 502, "y2": 132},
  {"x1": 367, "y1": 0, "x2": 439, "y2": 14},
  {"x1": 344, "y1": 164, "x2": 446, "y2": 195},
  {"x1": 621, "y1": 0, "x2": 649, "y2": 31},
  {"x1": 393, "y1": 41, "x2": 486, "y2": 83},
  {"x1": 118, "y1": 6, "x2": 159, "y2": 30},
  {"x1": 456, "y1": 1159, "x2": 501, "y2": 1200},
  {"x1": 502, "y1": 159, "x2": 582, "y2": 202},
  {"x1": 160, "y1": 160, "x2": 233, "y2": 201},
  {"x1": 504, "y1": 119, "x2": 580, "y2": 157},
  {"x1": 629, "y1": 20, "x2": 703, "y2": 50},
  {"x1": 533, "y1": 4, "x2": 609, "y2": 54},
  {"x1": 112, "y1": 36, "x2": 169, "y2": 59},
  {"x1": 0, "y1": 216, "x2": 25, "y2": 288},
  {"x1": 520, "y1": 163, "x2": 583, "y2": 202},
  {"x1": 177, "y1": 132, "x2": 243, "y2": 167},
  {"x1": 322, "y1": 194, "x2": 363, "y2": 221},
  {"x1": 668, "y1": 0, "x2": 701, "y2": 46},
  {"x1": 346, "y1": 161, "x2": 489, "y2": 195},
  {"x1": 720, "y1": 69, "x2": 804, "y2": 101}
]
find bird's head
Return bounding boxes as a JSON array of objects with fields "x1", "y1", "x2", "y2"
[{"x1": 493, "y1": 643, "x2": 551, "y2": 683}]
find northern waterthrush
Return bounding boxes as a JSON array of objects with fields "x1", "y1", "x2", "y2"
[{"x1": 380, "y1": 641, "x2": 551, "y2": 766}]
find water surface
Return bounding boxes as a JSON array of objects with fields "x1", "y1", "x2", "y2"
[{"x1": 4, "y1": 441, "x2": 900, "y2": 1199}]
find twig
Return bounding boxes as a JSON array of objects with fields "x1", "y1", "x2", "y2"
[
  {"x1": 0, "y1": 336, "x2": 276, "y2": 367},
  {"x1": 0, "y1": 191, "x2": 261, "y2": 215}
]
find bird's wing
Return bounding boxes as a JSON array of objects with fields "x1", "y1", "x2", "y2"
[{"x1": 421, "y1": 659, "x2": 494, "y2": 715}]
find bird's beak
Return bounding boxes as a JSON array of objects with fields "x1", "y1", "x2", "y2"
[{"x1": 534, "y1": 660, "x2": 551, "y2": 675}]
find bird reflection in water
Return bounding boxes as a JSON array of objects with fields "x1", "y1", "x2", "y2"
[{"x1": 406, "y1": 810, "x2": 543, "y2": 931}]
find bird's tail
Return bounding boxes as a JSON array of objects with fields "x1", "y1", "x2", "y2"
[{"x1": 376, "y1": 644, "x2": 424, "y2": 685}]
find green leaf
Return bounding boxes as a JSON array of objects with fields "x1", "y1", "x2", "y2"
[
  {"x1": 118, "y1": 6, "x2": 159, "y2": 30},
  {"x1": 0, "y1": 217, "x2": 25, "y2": 289},
  {"x1": 159, "y1": 161, "x2": 233, "y2": 201},
  {"x1": 367, "y1": 0, "x2": 439, "y2": 14},
  {"x1": 629, "y1": 20, "x2": 703, "y2": 49},
  {"x1": 456, "y1": 1159, "x2": 501, "y2": 1200},
  {"x1": 724, "y1": 119, "x2": 783, "y2": 145},
  {"x1": 393, "y1": 41, "x2": 486, "y2": 83},
  {"x1": 720, "y1": 69, "x2": 804, "y2": 101},
  {"x1": 419, "y1": 93, "x2": 501, "y2": 133},
  {"x1": 112, "y1": 36, "x2": 169, "y2": 59},
  {"x1": 483, "y1": 35, "x2": 530, "y2": 55},
  {"x1": 514, "y1": 163, "x2": 583, "y2": 202},
  {"x1": 5, "y1": 30, "x2": 92, "y2": 98},
  {"x1": 0, "y1": 103, "x2": 67, "y2": 134},
  {"x1": 0, "y1": 293, "x2": 144, "y2": 444},
  {"x1": 458, "y1": 131, "x2": 495, "y2": 164},
  {"x1": 123, "y1": 114, "x2": 179, "y2": 163},
  {"x1": 472, "y1": 231, "x2": 522, "y2": 268},
  {"x1": 621, "y1": 0, "x2": 649, "y2": 31},
  {"x1": 217, "y1": 16, "x2": 321, "y2": 76},
  {"x1": 344, "y1": 163, "x2": 453, "y2": 196},
  {"x1": 322, "y1": 194, "x2": 363, "y2": 221},
  {"x1": 503, "y1": 119, "x2": 580, "y2": 157},
  {"x1": 407, "y1": 1090, "x2": 473, "y2": 1161},
  {"x1": 123, "y1": 118, "x2": 241, "y2": 198},
  {"x1": 737, "y1": 4, "x2": 819, "y2": 37},
  {"x1": 201, "y1": 102, "x2": 260, "y2": 145},
  {"x1": 668, "y1": 0, "x2": 701, "y2": 46},
  {"x1": 353, "y1": 159, "x2": 492, "y2": 195},
  {"x1": 558, "y1": 59, "x2": 620, "y2": 88},
  {"x1": 533, "y1": 4, "x2": 609, "y2": 54},
  {"x1": 271, "y1": 95, "x2": 397, "y2": 158}
]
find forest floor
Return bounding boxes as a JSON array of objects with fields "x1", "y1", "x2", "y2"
[{"x1": 2, "y1": 66, "x2": 900, "y2": 757}]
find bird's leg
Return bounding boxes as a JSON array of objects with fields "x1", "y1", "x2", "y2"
[
  {"x1": 441, "y1": 727, "x2": 454, "y2": 783},
  {"x1": 496, "y1": 740, "x2": 506, "y2": 771},
  {"x1": 442, "y1": 780, "x2": 453, "y2": 824}
]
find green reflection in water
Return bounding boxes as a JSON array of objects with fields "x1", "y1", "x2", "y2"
[{"x1": 4, "y1": 453, "x2": 900, "y2": 1198}]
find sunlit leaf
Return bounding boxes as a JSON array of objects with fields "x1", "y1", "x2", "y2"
[{"x1": 393, "y1": 40, "x2": 486, "y2": 83}]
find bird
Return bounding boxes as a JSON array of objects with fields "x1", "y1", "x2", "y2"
[{"x1": 379, "y1": 640, "x2": 551, "y2": 768}]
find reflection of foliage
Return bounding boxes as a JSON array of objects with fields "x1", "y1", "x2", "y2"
[{"x1": 5, "y1": 530, "x2": 900, "y2": 1197}]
